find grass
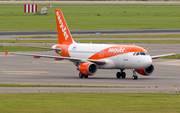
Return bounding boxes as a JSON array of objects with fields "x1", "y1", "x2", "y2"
[
  {"x1": 0, "y1": 84, "x2": 145, "y2": 88},
  {"x1": 74, "y1": 34, "x2": 180, "y2": 38},
  {"x1": 0, "y1": 46, "x2": 50, "y2": 52},
  {"x1": 18, "y1": 34, "x2": 180, "y2": 38},
  {"x1": 76, "y1": 40, "x2": 180, "y2": 43},
  {"x1": 1, "y1": 2, "x2": 180, "y2": 4},
  {"x1": 0, "y1": 40, "x2": 58, "y2": 43},
  {"x1": 1, "y1": 40, "x2": 180, "y2": 44},
  {"x1": 162, "y1": 55, "x2": 180, "y2": 59},
  {"x1": 0, "y1": 93, "x2": 180, "y2": 113},
  {"x1": 0, "y1": 5, "x2": 180, "y2": 31},
  {"x1": 19, "y1": 36, "x2": 58, "y2": 38}
]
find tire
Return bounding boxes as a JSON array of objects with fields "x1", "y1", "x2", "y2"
[
  {"x1": 116, "y1": 72, "x2": 121, "y2": 78},
  {"x1": 133, "y1": 75, "x2": 138, "y2": 80},
  {"x1": 122, "y1": 72, "x2": 126, "y2": 79},
  {"x1": 79, "y1": 73, "x2": 84, "y2": 78},
  {"x1": 84, "y1": 75, "x2": 88, "y2": 78}
]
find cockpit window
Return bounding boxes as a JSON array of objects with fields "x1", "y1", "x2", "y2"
[
  {"x1": 145, "y1": 52, "x2": 149, "y2": 55},
  {"x1": 133, "y1": 52, "x2": 139, "y2": 56},
  {"x1": 133, "y1": 52, "x2": 149, "y2": 56},
  {"x1": 140, "y1": 52, "x2": 146, "y2": 55}
]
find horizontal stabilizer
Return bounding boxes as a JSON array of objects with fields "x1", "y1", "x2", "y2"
[{"x1": 4, "y1": 50, "x2": 8, "y2": 56}]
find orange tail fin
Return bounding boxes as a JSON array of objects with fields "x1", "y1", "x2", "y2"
[{"x1": 55, "y1": 9, "x2": 75, "y2": 45}]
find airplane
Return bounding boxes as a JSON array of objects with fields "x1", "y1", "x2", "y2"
[{"x1": 4, "y1": 9, "x2": 175, "y2": 80}]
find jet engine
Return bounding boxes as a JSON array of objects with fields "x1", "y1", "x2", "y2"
[
  {"x1": 78, "y1": 62, "x2": 97, "y2": 75},
  {"x1": 136, "y1": 65, "x2": 154, "y2": 76}
]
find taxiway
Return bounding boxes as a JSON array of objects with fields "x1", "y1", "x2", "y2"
[{"x1": 0, "y1": 44, "x2": 180, "y2": 93}]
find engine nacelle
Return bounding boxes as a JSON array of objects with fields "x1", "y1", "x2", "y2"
[
  {"x1": 137, "y1": 65, "x2": 154, "y2": 76},
  {"x1": 78, "y1": 62, "x2": 97, "y2": 75}
]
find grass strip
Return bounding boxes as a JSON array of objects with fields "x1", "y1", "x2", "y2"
[
  {"x1": 74, "y1": 34, "x2": 180, "y2": 38},
  {"x1": 76, "y1": 40, "x2": 180, "y2": 43},
  {"x1": 18, "y1": 34, "x2": 180, "y2": 38},
  {"x1": 18, "y1": 36, "x2": 58, "y2": 38},
  {"x1": 0, "y1": 84, "x2": 145, "y2": 88},
  {"x1": 1, "y1": 40, "x2": 180, "y2": 43},
  {"x1": 0, "y1": 46, "x2": 50, "y2": 52},
  {"x1": 1, "y1": 3, "x2": 180, "y2": 5},
  {"x1": 0, "y1": 40, "x2": 58, "y2": 43},
  {"x1": 1, "y1": 5, "x2": 180, "y2": 31},
  {"x1": 161, "y1": 55, "x2": 180, "y2": 59},
  {"x1": 0, "y1": 93, "x2": 180, "y2": 113}
]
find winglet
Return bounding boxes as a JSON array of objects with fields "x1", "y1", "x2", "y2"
[
  {"x1": 4, "y1": 50, "x2": 8, "y2": 56},
  {"x1": 172, "y1": 51, "x2": 175, "y2": 57}
]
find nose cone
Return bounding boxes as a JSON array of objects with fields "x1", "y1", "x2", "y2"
[{"x1": 144, "y1": 56, "x2": 152, "y2": 67}]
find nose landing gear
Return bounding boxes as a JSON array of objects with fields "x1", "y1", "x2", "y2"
[{"x1": 132, "y1": 69, "x2": 138, "y2": 80}]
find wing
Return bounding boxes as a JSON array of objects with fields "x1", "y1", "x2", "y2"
[
  {"x1": 4, "y1": 50, "x2": 106, "y2": 65},
  {"x1": 151, "y1": 51, "x2": 175, "y2": 59},
  {"x1": 26, "y1": 45, "x2": 61, "y2": 51}
]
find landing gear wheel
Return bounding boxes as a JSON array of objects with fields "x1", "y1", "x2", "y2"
[
  {"x1": 132, "y1": 75, "x2": 138, "y2": 80},
  {"x1": 116, "y1": 72, "x2": 121, "y2": 78},
  {"x1": 116, "y1": 70, "x2": 126, "y2": 79},
  {"x1": 84, "y1": 75, "x2": 89, "y2": 78},
  {"x1": 132, "y1": 69, "x2": 138, "y2": 80},
  {"x1": 79, "y1": 73, "x2": 84, "y2": 78},
  {"x1": 122, "y1": 72, "x2": 126, "y2": 79}
]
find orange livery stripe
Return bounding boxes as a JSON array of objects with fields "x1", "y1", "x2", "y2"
[{"x1": 89, "y1": 45, "x2": 147, "y2": 60}]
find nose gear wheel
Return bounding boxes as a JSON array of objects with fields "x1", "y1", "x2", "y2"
[{"x1": 132, "y1": 69, "x2": 138, "y2": 80}]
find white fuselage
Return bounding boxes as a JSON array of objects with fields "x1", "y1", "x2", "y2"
[{"x1": 52, "y1": 43, "x2": 152, "y2": 70}]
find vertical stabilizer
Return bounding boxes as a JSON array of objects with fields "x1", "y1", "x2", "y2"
[{"x1": 55, "y1": 9, "x2": 75, "y2": 45}]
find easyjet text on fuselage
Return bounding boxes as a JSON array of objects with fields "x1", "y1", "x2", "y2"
[{"x1": 108, "y1": 47, "x2": 126, "y2": 53}]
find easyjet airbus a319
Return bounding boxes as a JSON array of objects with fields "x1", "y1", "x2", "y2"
[{"x1": 5, "y1": 9, "x2": 175, "y2": 80}]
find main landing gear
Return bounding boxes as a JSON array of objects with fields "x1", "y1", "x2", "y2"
[
  {"x1": 79, "y1": 73, "x2": 88, "y2": 78},
  {"x1": 116, "y1": 69, "x2": 126, "y2": 79}
]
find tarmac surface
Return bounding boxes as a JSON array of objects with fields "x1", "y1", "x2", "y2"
[
  {"x1": 0, "y1": 44, "x2": 180, "y2": 93},
  {"x1": 1, "y1": 29, "x2": 180, "y2": 36}
]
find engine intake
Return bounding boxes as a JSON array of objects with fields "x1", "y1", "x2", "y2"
[
  {"x1": 78, "y1": 62, "x2": 97, "y2": 75},
  {"x1": 137, "y1": 64, "x2": 154, "y2": 76}
]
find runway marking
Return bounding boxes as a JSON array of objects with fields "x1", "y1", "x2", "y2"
[
  {"x1": 1, "y1": 71, "x2": 48, "y2": 75},
  {"x1": 154, "y1": 60, "x2": 180, "y2": 66}
]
